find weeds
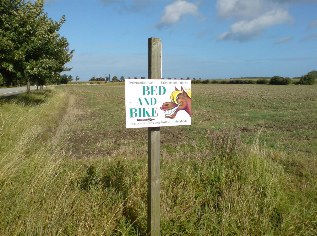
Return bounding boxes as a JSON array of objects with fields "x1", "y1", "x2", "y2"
[
  {"x1": 0, "y1": 85, "x2": 316, "y2": 235},
  {"x1": 208, "y1": 128, "x2": 243, "y2": 158}
]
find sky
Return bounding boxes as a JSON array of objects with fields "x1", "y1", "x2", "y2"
[{"x1": 43, "y1": 0, "x2": 317, "y2": 80}]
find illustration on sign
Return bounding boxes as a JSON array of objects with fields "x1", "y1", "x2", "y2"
[
  {"x1": 125, "y1": 79, "x2": 191, "y2": 128},
  {"x1": 161, "y1": 86, "x2": 192, "y2": 119}
]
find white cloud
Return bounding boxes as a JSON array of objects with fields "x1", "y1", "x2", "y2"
[
  {"x1": 219, "y1": 9, "x2": 291, "y2": 41},
  {"x1": 217, "y1": 0, "x2": 296, "y2": 41},
  {"x1": 217, "y1": 0, "x2": 271, "y2": 19},
  {"x1": 158, "y1": 0, "x2": 199, "y2": 28}
]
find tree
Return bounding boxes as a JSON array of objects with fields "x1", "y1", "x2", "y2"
[
  {"x1": 256, "y1": 79, "x2": 269, "y2": 84},
  {"x1": 119, "y1": 76, "x2": 125, "y2": 82},
  {"x1": 75, "y1": 76, "x2": 80, "y2": 82},
  {"x1": 59, "y1": 74, "x2": 72, "y2": 84},
  {"x1": 307, "y1": 70, "x2": 317, "y2": 78},
  {"x1": 299, "y1": 71, "x2": 316, "y2": 85},
  {"x1": 89, "y1": 76, "x2": 105, "y2": 81},
  {"x1": 0, "y1": 0, "x2": 73, "y2": 86},
  {"x1": 112, "y1": 76, "x2": 119, "y2": 82},
  {"x1": 269, "y1": 76, "x2": 291, "y2": 85}
]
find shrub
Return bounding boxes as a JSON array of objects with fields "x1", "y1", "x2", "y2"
[
  {"x1": 269, "y1": 76, "x2": 291, "y2": 85},
  {"x1": 228, "y1": 80, "x2": 240, "y2": 84},
  {"x1": 227, "y1": 80, "x2": 256, "y2": 84},
  {"x1": 307, "y1": 70, "x2": 317, "y2": 79},
  {"x1": 192, "y1": 79, "x2": 201, "y2": 84},
  {"x1": 299, "y1": 74, "x2": 315, "y2": 85},
  {"x1": 256, "y1": 79, "x2": 269, "y2": 84},
  {"x1": 246, "y1": 80, "x2": 256, "y2": 84}
]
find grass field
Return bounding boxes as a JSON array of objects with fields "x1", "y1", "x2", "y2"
[{"x1": 0, "y1": 84, "x2": 316, "y2": 235}]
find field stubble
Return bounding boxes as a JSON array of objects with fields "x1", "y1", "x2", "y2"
[{"x1": 0, "y1": 84, "x2": 316, "y2": 235}]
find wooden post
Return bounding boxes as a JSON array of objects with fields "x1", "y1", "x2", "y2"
[{"x1": 147, "y1": 37, "x2": 162, "y2": 236}]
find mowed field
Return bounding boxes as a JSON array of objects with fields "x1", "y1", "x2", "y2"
[{"x1": 0, "y1": 84, "x2": 316, "y2": 235}]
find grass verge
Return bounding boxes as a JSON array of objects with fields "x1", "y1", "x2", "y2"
[{"x1": 0, "y1": 84, "x2": 316, "y2": 235}]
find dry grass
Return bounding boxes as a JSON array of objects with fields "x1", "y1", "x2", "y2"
[{"x1": 0, "y1": 84, "x2": 316, "y2": 235}]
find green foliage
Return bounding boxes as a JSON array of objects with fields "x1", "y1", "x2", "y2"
[
  {"x1": 79, "y1": 165, "x2": 100, "y2": 191},
  {"x1": 191, "y1": 79, "x2": 202, "y2": 84},
  {"x1": 307, "y1": 70, "x2": 317, "y2": 78},
  {"x1": 112, "y1": 76, "x2": 119, "y2": 82},
  {"x1": 89, "y1": 76, "x2": 105, "y2": 82},
  {"x1": 0, "y1": 73, "x2": 3, "y2": 86},
  {"x1": 0, "y1": 0, "x2": 73, "y2": 86},
  {"x1": 256, "y1": 79, "x2": 269, "y2": 84},
  {"x1": 193, "y1": 79, "x2": 259, "y2": 85},
  {"x1": 228, "y1": 79, "x2": 256, "y2": 84},
  {"x1": 58, "y1": 74, "x2": 73, "y2": 84},
  {"x1": 299, "y1": 71, "x2": 316, "y2": 85},
  {"x1": 269, "y1": 76, "x2": 291, "y2": 85}
]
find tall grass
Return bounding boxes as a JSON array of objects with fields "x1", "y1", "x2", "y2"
[{"x1": 0, "y1": 84, "x2": 316, "y2": 235}]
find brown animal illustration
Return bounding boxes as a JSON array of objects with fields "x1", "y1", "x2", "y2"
[{"x1": 160, "y1": 87, "x2": 192, "y2": 119}]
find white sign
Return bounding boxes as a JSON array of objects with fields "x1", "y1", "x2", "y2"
[{"x1": 125, "y1": 79, "x2": 192, "y2": 128}]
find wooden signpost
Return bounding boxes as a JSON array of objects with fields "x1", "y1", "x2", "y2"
[
  {"x1": 147, "y1": 37, "x2": 161, "y2": 236},
  {"x1": 125, "y1": 38, "x2": 192, "y2": 235}
]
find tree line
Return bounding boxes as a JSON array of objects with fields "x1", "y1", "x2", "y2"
[
  {"x1": 89, "y1": 76, "x2": 125, "y2": 82},
  {"x1": 86, "y1": 72, "x2": 316, "y2": 85},
  {"x1": 192, "y1": 71, "x2": 316, "y2": 85},
  {"x1": 0, "y1": 0, "x2": 73, "y2": 87}
]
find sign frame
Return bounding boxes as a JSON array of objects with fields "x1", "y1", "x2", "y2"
[{"x1": 125, "y1": 79, "x2": 192, "y2": 129}]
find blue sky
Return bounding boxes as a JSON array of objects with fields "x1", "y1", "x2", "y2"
[{"x1": 43, "y1": 0, "x2": 317, "y2": 80}]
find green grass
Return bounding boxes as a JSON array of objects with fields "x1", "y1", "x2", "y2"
[{"x1": 0, "y1": 84, "x2": 316, "y2": 235}]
